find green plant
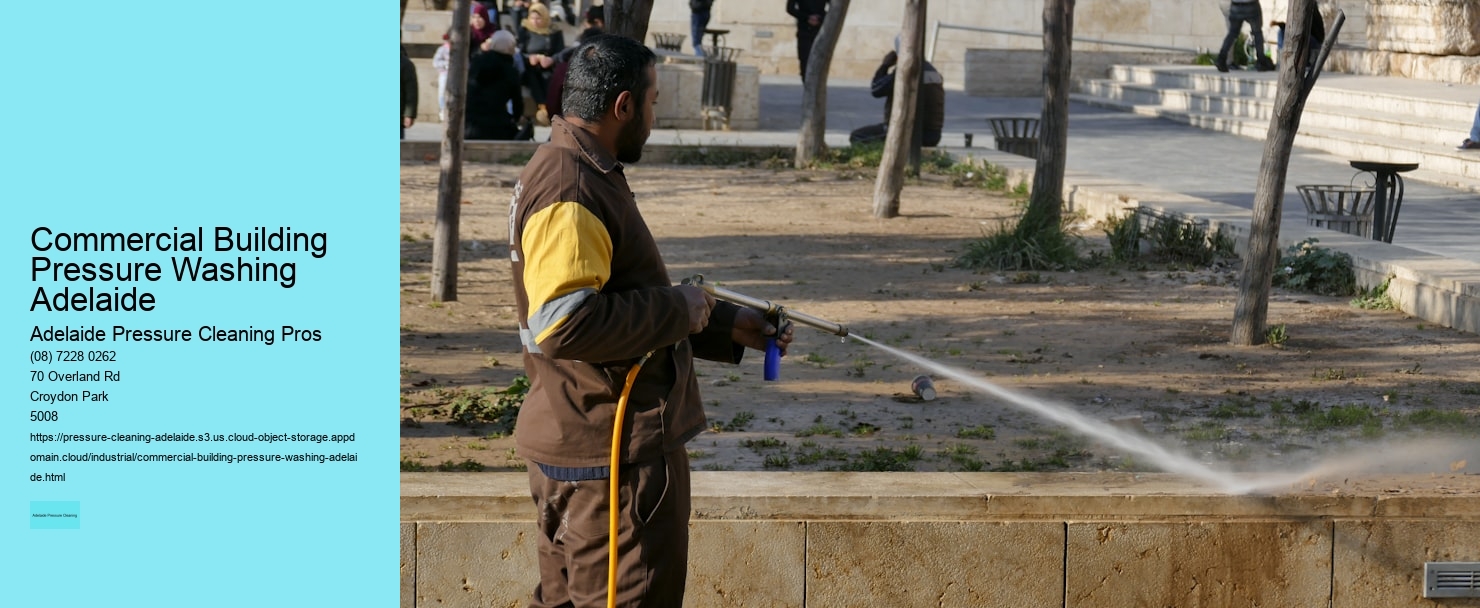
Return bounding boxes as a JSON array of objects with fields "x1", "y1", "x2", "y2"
[
  {"x1": 841, "y1": 446, "x2": 924, "y2": 472},
  {"x1": 955, "y1": 221, "x2": 1080, "y2": 272},
  {"x1": 723, "y1": 411, "x2": 755, "y2": 432},
  {"x1": 1102, "y1": 211, "x2": 1142, "y2": 262},
  {"x1": 400, "y1": 458, "x2": 430, "y2": 472},
  {"x1": 435, "y1": 458, "x2": 485, "y2": 472},
  {"x1": 1264, "y1": 323, "x2": 1288, "y2": 347},
  {"x1": 762, "y1": 454, "x2": 792, "y2": 469},
  {"x1": 957, "y1": 424, "x2": 997, "y2": 439},
  {"x1": 1301, "y1": 404, "x2": 1378, "y2": 431},
  {"x1": 1272, "y1": 238, "x2": 1358, "y2": 297},
  {"x1": 741, "y1": 437, "x2": 786, "y2": 451},
  {"x1": 1351, "y1": 277, "x2": 1398, "y2": 310},
  {"x1": 1137, "y1": 211, "x2": 1232, "y2": 266},
  {"x1": 794, "y1": 423, "x2": 843, "y2": 438},
  {"x1": 445, "y1": 376, "x2": 530, "y2": 435},
  {"x1": 809, "y1": 142, "x2": 885, "y2": 169}
]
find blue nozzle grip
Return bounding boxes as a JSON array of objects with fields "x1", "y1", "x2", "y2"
[{"x1": 763, "y1": 338, "x2": 781, "y2": 381}]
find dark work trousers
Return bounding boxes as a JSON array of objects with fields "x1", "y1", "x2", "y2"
[{"x1": 527, "y1": 449, "x2": 691, "y2": 608}]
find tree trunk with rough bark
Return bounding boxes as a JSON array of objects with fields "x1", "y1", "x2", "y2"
[
  {"x1": 1019, "y1": 0, "x2": 1074, "y2": 236},
  {"x1": 871, "y1": 0, "x2": 926, "y2": 219},
  {"x1": 795, "y1": 0, "x2": 851, "y2": 168},
  {"x1": 1231, "y1": 0, "x2": 1342, "y2": 345},
  {"x1": 605, "y1": 0, "x2": 655, "y2": 42},
  {"x1": 432, "y1": 0, "x2": 472, "y2": 302}
]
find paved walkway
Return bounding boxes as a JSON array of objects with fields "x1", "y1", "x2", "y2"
[{"x1": 405, "y1": 72, "x2": 1480, "y2": 265}]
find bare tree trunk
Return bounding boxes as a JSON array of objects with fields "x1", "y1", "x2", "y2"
[
  {"x1": 1231, "y1": 1, "x2": 1342, "y2": 345},
  {"x1": 1020, "y1": 0, "x2": 1074, "y2": 235},
  {"x1": 605, "y1": 0, "x2": 655, "y2": 42},
  {"x1": 871, "y1": 0, "x2": 926, "y2": 219},
  {"x1": 794, "y1": 0, "x2": 851, "y2": 168},
  {"x1": 432, "y1": 0, "x2": 472, "y2": 303}
]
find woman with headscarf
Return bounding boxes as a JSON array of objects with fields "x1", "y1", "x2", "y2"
[
  {"x1": 465, "y1": 30, "x2": 524, "y2": 140},
  {"x1": 469, "y1": 2, "x2": 499, "y2": 55},
  {"x1": 517, "y1": 2, "x2": 564, "y2": 124}
]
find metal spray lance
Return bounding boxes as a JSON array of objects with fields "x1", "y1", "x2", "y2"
[{"x1": 681, "y1": 275, "x2": 850, "y2": 381}]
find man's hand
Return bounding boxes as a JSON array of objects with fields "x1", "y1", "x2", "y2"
[
  {"x1": 403, "y1": 117, "x2": 415, "y2": 128},
  {"x1": 730, "y1": 308, "x2": 794, "y2": 355},
  {"x1": 677, "y1": 285, "x2": 716, "y2": 334},
  {"x1": 807, "y1": 14, "x2": 821, "y2": 27},
  {"x1": 882, "y1": 50, "x2": 897, "y2": 67}
]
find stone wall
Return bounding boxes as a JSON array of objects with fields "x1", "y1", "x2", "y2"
[
  {"x1": 402, "y1": 472, "x2": 1480, "y2": 607},
  {"x1": 966, "y1": 49, "x2": 1195, "y2": 97},
  {"x1": 1365, "y1": 0, "x2": 1480, "y2": 55}
]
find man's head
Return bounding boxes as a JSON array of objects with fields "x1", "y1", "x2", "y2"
[{"x1": 562, "y1": 34, "x2": 659, "y2": 163}]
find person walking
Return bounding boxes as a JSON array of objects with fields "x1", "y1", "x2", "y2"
[
  {"x1": 786, "y1": 0, "x2": 827, "y2": 82},
  {"x1": 1215, "y1": 0, "x2": 1273, "y2": 72},
  {"x1": 690, "y1": 0, "x2": 714, "y2": 57},
  {"x1": 509, "y1": 34, "x2": 792, "y2": 607}
]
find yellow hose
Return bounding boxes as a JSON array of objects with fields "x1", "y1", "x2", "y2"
[{"x1": 607, "y1": 353, "x2": 650, "y2": 608}]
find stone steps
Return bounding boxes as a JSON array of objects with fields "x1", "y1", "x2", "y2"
[{"x1": 1073, "y1": 65, "x2": 1480, "y2": 191}]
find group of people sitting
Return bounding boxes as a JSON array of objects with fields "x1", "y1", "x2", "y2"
[{"x1": 432, "y1": 1, "x2": 605, "y2": 140}]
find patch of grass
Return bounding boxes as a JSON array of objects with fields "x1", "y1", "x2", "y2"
[
  {"x1": 847, "y1": 357, "x2": 875, "y2": 378},
  {"x1": 810, "y1": 142, "x2": 885, "y2": 169},
  {"x1": 741, "y1": 437, "x2": 787, "y2": 451},
  {"x1": 794, "y1": 445, "x2": 849, "y2": 465},
  {"x1": 1182, "y1": 421, "x2": 1229, "y2": 442},
  {"x1": 795, "y1": 423, "x2": 843, "y2": 438},
  {"x1": 841, "y1": 445, "x2": 924, "y2": 472},
  {"x1": 1210, "y1": 398, "x2": 1260, "y2": 418},
  {"x1": 849, "y1": 422, "x2": 881, "y2": 436},
  {"x1": 435, "y1": 458, "x2": 485, "y2": 472},
  {"x1": 443, "y1": 375, "x2": 530, "y2": 435},
  {"x1": 1351, "y1": 277, "x2": 1398, "y2": 310},
  {"x1": 955, "y1": 221, "x2": 1080, "y2": 272},
  {"x1": 1301, "y1": 404, "x2": 1378, "y2": 431},
  {"x1": 941, "y1": 444, "x2": 985, "y2": 471},
  {"x1": 957, "y1": 424, "x2": 997, "y2": 440},
  {"x1": 1398, "y1": 409, "x2": 1473, "y2": 430},
  {"x1": 669, "y1": 145, "x2": 788, "y2": 166},
  {"x1": 723, "y1": 411, "x2": 756, "y2": 432},
  {"x1": 762, "y1": 454, "x2": 792, "y2": 469},
  {"x1": 803, "y1": 352, "x2": 833, "y2": 367},
  {"x1": 400, "y1": 458, "x2": 430, "y2": 472}
]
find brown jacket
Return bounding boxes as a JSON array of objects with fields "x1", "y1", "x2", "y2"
[{"x1": 509, "y1": 117, "x2": 744, "y2": 467}]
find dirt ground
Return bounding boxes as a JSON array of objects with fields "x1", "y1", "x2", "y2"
[{"x1": 399, "y1": 161, "x2": 1480, "y2": 480}]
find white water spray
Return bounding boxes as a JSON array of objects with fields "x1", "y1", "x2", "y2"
[{"x1": 849, "y1": 335, "x2": 1317, "y2": 494}]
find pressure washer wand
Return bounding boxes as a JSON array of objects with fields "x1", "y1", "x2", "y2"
[{"x1": 682, "y1": 275, "x2": 849, "y2": 381}]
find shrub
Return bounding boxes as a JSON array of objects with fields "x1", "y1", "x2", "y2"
[{"x1": 1272, "y1": 238, "x2": 1357, "y2": 297}]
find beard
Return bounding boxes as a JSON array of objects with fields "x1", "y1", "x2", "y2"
[{"x1": 615, "y1": 103, "x2": 648, "y2": 164}]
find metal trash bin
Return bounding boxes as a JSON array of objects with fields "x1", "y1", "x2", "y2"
[
  {"x1": 1297, "y1": 185, "x2": 1375, "y2": 238},
  {"x1": 987, "y1": 117, "x2": 1040, "y2": 159},
  {"x1": 651, "y1": 32, "x2": 684, "y2": 52},
  {"x1": 701, "y1": 46, "x2": 741, "y2": 130}
]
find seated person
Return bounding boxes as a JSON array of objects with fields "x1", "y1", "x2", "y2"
[
  {"x1": 849, "y1": 46, "x2": 944, "y2": 148},
  {"x1": 1460, "y1": 100, "x2": 1480, "y2": 150}
]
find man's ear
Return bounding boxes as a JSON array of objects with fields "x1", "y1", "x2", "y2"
[{"x1": 613, "y1": 90, "x2": 634, "y2": 121}]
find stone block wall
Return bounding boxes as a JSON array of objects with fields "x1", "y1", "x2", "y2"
[
  {"x1": 966, "y1": 49, "x2": 1195, "y2": 97},
  {"x1": 1366, "y1": 0, "x2": 1480, "y2": 55},
  {"x1": 401, "y1": 472, "x2": 1480, "y2": 607}
]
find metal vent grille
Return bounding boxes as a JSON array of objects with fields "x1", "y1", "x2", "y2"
[{"x1": 1425, "y1": 562, "x2": 1480, "y2": 598}]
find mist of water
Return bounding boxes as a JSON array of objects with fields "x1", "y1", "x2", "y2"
[{"x1": 846, "y1": 334, "x2": 1456, "y2": 495}]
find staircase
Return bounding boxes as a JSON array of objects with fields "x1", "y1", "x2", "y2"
[{"x1": 1072, "y1": 65, "x2": 1480, "y2": 193}]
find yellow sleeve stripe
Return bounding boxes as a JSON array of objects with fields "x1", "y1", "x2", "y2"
[{"x1": 521, "y1": 201, "x2": 613, "y2": 344}]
